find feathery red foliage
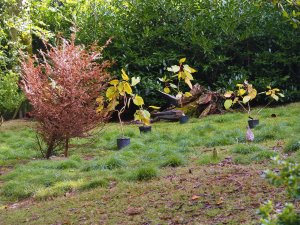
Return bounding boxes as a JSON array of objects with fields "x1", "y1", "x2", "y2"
[{"x1": 21, "y1": 35, "x2": 111, "y2": 158}]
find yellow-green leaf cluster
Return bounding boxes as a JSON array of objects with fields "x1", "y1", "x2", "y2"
[
  {"x1": 134, "y1": 109, "x2": 151, "y2": 126},
  {"x1": 266, "y1": 86, "x2": 284, "y2": 101}
]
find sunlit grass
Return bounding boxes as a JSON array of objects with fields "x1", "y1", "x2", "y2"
[{"x1": 0, "y1": 103, "x2": 299, "y2": 204}]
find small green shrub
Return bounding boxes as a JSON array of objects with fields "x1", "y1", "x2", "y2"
[
  {"x1": 104, "y1": 157, "x2": 125, "y2": 170},
  {"x1": 129, "y1": 166, "x2": 158, "y2": 181},
  {"x1": 284, "y1": 139, "x2": 300, "y2": 153},
  {"x1": 79, "y1": 178, "x2": 108, "y2": 191},
  {"x1": 56, "y1": 160, "x2": 80, "y2": 169},
  {"x1": 251, "y1": 150, "x2": 277, "y2": 162},
  {"x1": 161, "y1": 154, "x2": 185, "y2": 167},
  {"x1": 197, "y1": 153, "x2": 221, "y2": 165},
  {"x1": 231, "y1": 144, "x2": 265, "y2": 155}
]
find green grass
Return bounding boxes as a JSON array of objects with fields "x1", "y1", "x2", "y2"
[{"x1": 0, "y1": 103, "x2": 299, "y2": 224}]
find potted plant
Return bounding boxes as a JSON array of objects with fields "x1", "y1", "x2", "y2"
[
  {"x1": 159, "y1": 58, "x2": 197, "y2": 123},
  {"x1": 223, "y1": 80, "x2": 284, "y2": 128},
  {"x1": 98, "y1": 69, "x2": 147, "y2": 149}
]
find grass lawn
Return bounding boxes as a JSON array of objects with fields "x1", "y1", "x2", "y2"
[{"x1": 0, "y1": 103, "x2": 299, "y2": 224}]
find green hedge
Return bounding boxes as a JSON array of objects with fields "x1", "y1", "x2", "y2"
[{"x1": 21, "y1": 0, "x2": 300, "y2": 105}]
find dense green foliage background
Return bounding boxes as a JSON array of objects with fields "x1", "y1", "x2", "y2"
[{"x1": 1, "y1": 0, "x2": 300, "y2": 111}]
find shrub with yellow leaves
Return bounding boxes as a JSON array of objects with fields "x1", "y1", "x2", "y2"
[
  {"x1": 97, "y1": 69, "x2": 151, "y2": 137},
  {"x1": 223, "y1": 80, "x2": 284, "y2": 119},
  {"x1": 159, "y1": 58, "x2": 197, "y2": 103}
]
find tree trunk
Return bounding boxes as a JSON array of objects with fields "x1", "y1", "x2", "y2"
[
  {"x1": 46, "y1": 140, "x2": 55, "y2": 159},
  {"x1": 64, "y1": 138, "x2": 69, "y2": 158}
]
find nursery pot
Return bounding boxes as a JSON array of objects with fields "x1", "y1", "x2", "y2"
[
  {"x1": 248, "y1": 119, "x2": 259, "y2": 129},
  {"x1": 139, "y1": 125, "x2": 152, "y2": 133},
  {"x1": 179, "y1": 115, "x2": 189, "y2": 124},
  {"x1": 117, "y1": 137, "x2": 130, "y2": 150}
]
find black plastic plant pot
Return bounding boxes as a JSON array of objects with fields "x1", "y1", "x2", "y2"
[
  {"x1": 248, "y1": 119, "x2": 259, "y2": 129},
  {"x1": 117, "y1": 137, "x2": 130, "y2": 150},
  {"x1": 179, "y1": 115, "x2": 189, "y2": 124},
  {"x1": 139, "y1": 126, "x2": 152, "y2": 133}
]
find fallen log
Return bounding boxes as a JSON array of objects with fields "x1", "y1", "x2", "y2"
[{"x1": 156, "y1": 84, "x2": 225, "y2": 118}]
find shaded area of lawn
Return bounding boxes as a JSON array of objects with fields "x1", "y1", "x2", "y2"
[
  {"x1": 0, "y1": 163, "x2": 289, "y2": 224},
  {"x1": 0, "y1": 103, "x2": 299, "y2": 223}
]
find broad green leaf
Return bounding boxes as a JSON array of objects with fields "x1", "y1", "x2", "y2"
[
  {"x1": 133, "y1": 95, "x2": 144, "y2": 106},
  {"x1": 224, "y1": 91, "x2": 233, "y2": 98},
  {"x1": 224, "y1": 99, "x2": 233, "y2": 110},
  {"x1": 131, "y1": 76, "x2": 140, "y2": 86},
  {"x1": 164, "y1": 87, "x2": 170, "y2": 93},
  {"x1": 243, "y1": 95, "x2": 251, "y2": 104},
  {"x1": 109, "y1": 79, "x2": 119, "y2": 86},
  {"x1": 179, "y1": 58, "x2": 186, "y2": 64},
  {"x1": 149, "y1": 105, "x2": 160, "y2": 110},
  {"x1": 121, "y1": 69, "x2": 129, "y2": 81}
]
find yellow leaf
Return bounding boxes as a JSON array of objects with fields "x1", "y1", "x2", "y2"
[
  {"x1": 124, "y1": 82, "x2": 132, "y2": 94},
  {"x1": 273, "y1": 88, "x2": 280, "y2": 92},
  {"x1": 167, "y1": 65, "x2": 180, "y2": 73},
  {"x1": 278, "y1": 93, "x2": 285, "y2": 98},
  {"x1": 96, "y1": 105, "x2": 104, "y2": 113},
  {"x1": 233, "y1": 97, "x2": 239, "y2": 104},
  {"x1": 164, "y1": 87, "x2": 170, "y2": 94},
  {"x1": 249, "y1": 88, "x2": 257, "y2": 100},
  {"x1": 224, "y1": 99, "x2": 233, "y2": 110},
  {"x1": 106, "y1": 86, "x2": 117, "y2": 100},
  {"x1": 179, "y1": 58, "x2": 186, "y2": 64},
  {"x1": 121, "y1": 69, "x2": 129, "y2": 81},
  {"x1": 224, "y1": 91, "x2": 233, "y2": 98},
  {"x1": 184, "y1": 92, "x2": 192, "y2": 97},
  {"x1": 185, "y1": 78, "x2": 193, "y2": 89},
  {"x1": 271, "y1": 94, "x2": 279, "y2": 101},
  {"x1": 107, "y1": 100, "x2": 119, "y2": 111},
  {"x1": 96, "y1": 96, "x2": 104, "y2": 104},
  {"x1": 131, "y1": 76, "x2": 140, "y2": 86},
  {"x1": 176, "y1": 92, "x2": 183, "y2": 99},
  {"x1": 109, "y1": 79, "x2": 119, "y2": 86},
  {"x1": 236, "y1": 84, "x2": 243, "y2": 87},
  {"x1": 149, "y1": 105, "x2": 160, "y2": 110},
  {"x1": 243, "y1": 95, "x2": 251, "y2": 104},
  {"x1": 238, "y1": 88, "x2": 246, "y2": 96},
  {"x1": 133, "y1": 95, "x2": 144, "y2": 106},
  {"x1": 266, "y1": 85, "x2": 271, "y2": 89},
  {"x1": 183, "y1": 65, "x2": 197, "y2": 73},
  {"x1": 178, "y1": 71, "x2": 183, "y2": 80},
  {"x1": 184, "y1": 70, "x2": 194, "y2": 80},
  {"x1": 266, "y1": 90, "x2": 272, "y2": 96}
]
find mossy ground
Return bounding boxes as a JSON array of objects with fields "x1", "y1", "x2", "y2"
[{"x1": 0, "y1": 103, "x2": 299, "y2": 224}]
